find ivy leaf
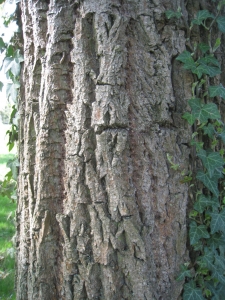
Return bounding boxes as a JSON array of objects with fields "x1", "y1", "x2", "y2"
[
  {"x1": 176, "y1": 264, "x2": 192, "y2": 281},
  {"x1": 188, "y1": 98, "x2": 202, "y2": 117},
  {"x1": 201, "y1": 250, "x2": 225, "y2": 288},
  {"x1": 216, "y1": 16, "x2": 225, "y2": 33},
  {"x1": 5, "y1": 82, "x2": 20, "y2": 103},
  {"x1": 212, "y1": 268, "x2": 225, "y2": 285},
  {"x1": 197, "y1": 150, "x2": 224, "y2": 177},
  {"x1": 196, "y1": 171, "x2": 219, "y2": 196},
  {"x1": 209, "y1": 84, "x2": 225, "y2": 100},
  {"x1": 189, "y1": 221, "x2": 210, "y2": 245},
  {"x1": 3, "y1": 57, "x2": 21, "y2": 77},
  {"x1": 197, "y1": 149, "x2": 207, "y2": 164},
  {"x1": 207, "y1": 233, "x2": 225, "y2": 251},
  {"x1": 198, "y1": 56, "x2": 220, "y2": 67},
  {"x1": 182, "y1": 112, "x2": 196, "y2": 125},
  {"x1": 192, "y1": 10, "x2": 214, "y2": 25},
  {"x1": 206, "y1": 282, "x2": 225, "y2": 300},
  {"x1": 3, "y1": 49, "x2": 23, "y2": 77},
  {"x1": 176, "y1": 51, "x2": 196, "y2": 71},
  {"x1": 193, "y1": 56, "x2": 221, "y2": 79},
  {"x1": 203, "y1": 123, "x2": 215, "y2": 138},
  {"x1": 189, "y1": 98, "x2": 221, "y2": 123},
  {"x1": 213, "y1": 283, "x2": 225, "y2": 299},
  {"x1": 200, "y1": 103, "x2": 221, "y2": 121},
  {"x1": 198, "y1": 43, "x2": 210, "y2": 54},
  {"x1": 193, "y1": 67, "x2": 204, "y2": 79},
  {"x1": 183, "y1": 281, "x2": 205, "y2": 300},
  {"x1": 14, "y1": 49, "x2": 24, "y2": 63},
  {"x1": 209, "y1": 208, "x2": 225, "y2": 234},
  {"x1": 194, "y1": 194, "x2": 219, "y2": 213},
  {"x1": 165, "y1": 10, "x2": 182, "y2": 19},
  {"x1": 0, "y1": 81, "x2": 3, "y2": 92},
  {"x1": 213, "y1": 167, "x2": 224, "y2": 180},
  {"x1": 194, "y1": 64, "x2": 221, "y2": 78},
  {"x1": 214, "y1": 251, "x2": 225, "y2": 270},
  {"x1": 201, "y1": 247, "x2": 215, "y2": 271}
]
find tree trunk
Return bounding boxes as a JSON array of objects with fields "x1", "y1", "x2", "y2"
[{"x1": 16, "y1": 0, "x2": 198, "y2": 299}]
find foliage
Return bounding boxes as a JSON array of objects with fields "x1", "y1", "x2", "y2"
[
  {"x1": 0, "y1": 0, "x2": 22, "y2": 146},
  {"x1": 0, "y1": 194, "x2": 16, "y2": 299},
  {"x1": 166, "y1": 1, "x2": 225, "y2": 299},
  {"x1": 0, "y1": 0, "x2": 22, "y2": 199},
  {"x1": 0, "y1": 155, "x2": 17, "y2": 201}
]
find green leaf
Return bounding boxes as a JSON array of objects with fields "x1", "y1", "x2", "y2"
[
  {"x1": 10, "y1": 105, "x2": 17, "y2": 123},
  {"x1": 3, "y1": 57, "x2": 21, "y2": 77},
  {"x1": 197, "y1": 150, "x2": 224, "y2": 177},
  {"x1": 212, "y1": 167, "x2": 224, "y2": 180},
  {"x1": 196, "y1": 171, "x2": 219, "y2": 196},
  {"x1": 198, "y1": 56, "x2": 220, "y2": 67},
  {"x1": 198, "y1": 43, "x2": 210, "y2": 54},
  {"x1": 214, "y1": 251, "x2": 225, "y2": 270},
  {"x1": 213, "y1": 38, "x2": 221, "y2": 52},
  {"x1": 0, "y1": 81, "x2": 3, "y2": 92},
  {"x1": 189, "y1": 221, "x2": 210, "y2": 245},
  {"x1": 200, "y1": 103, "x2": 221, "y2": 121},
  {"x1": 176, "y1": 264, "x2": 192, "y2": 281},
  {"x1": 194, "y1": 194, "x2": 219, "y2": 213},
  {"x1": 188, "y1": 98, "x2": 221, "y2": 123},
  {"x1": 176, "y1": 51, "x2": 196, "y2": 71},
  {"x1": 201, "y1": 248, "x2": 215, "y2": 271},
  {"x1": 216, "y1": 16, "x2": 225, "y2": 33},
  {"x1": 6, "y1": 45, "x2": 14, "y2": 57},
  {"x1": 193, "y1": 67, "x2": 204, "y2": 79},
  {"x1": 194, "y1": 64, "x2": 221, "y2": 78},
  {"x1": 182, "y1": 112, "x2": 196, "y2": 125},
  {"x1": 192, "y1": 10, "x2": 214, "y2": 25},
  {"x1": 8, "y1": 142, "x2": 14, "y2": 152},
  {"x1": 209, "y1": 208, "x2": 225, "y2": 234},
  {"x1": 206, "y1": 282, "x2": 225, "y2": 300},
  {"x1": 165, "y1": 10, "x2": 182, "y2": 19},
  {"x1": 212, "y1": 268, "x2": 225, "y2": 285},
  {"x1": 5, "y1": 82, "x2": 19, "y2": 103},
  {"x1": 203, "y1": 123, "x2": 215, "y2": 138},
  {"x1": 209, "y1": 84, "x2": 225, "y2": 100},
  {"x1": 183, "y1": 281, "x2": 205, "y2": 300},
  {"x1": 0, "y1": 37, "x2": 5, "y2": 49},
  {"x1": 14, "y1": 49, "x2": 24, "y2": 63},
  {"x1": 207, "y1": 233, "x2": 225, "y2": 251},
  {"x1": 188, "y1": 98, "x2": 202, "y2": 116},
  {"x1": 193, "y1": 56, "x2": 221, "y2": 79}
]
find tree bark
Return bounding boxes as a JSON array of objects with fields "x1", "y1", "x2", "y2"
[{"x1": 16, "y1": 0, "x2": 199, "y2": 299}]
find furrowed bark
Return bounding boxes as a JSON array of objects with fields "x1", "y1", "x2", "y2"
[{"x1": 17, "y1": 0, "x2": 194, "y2": 299}]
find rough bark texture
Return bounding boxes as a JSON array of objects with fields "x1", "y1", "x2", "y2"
[{"x1": 17, "y1": 0, "x2": 199, "y2": 299}]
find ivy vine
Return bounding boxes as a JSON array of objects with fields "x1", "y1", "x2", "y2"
[{"x1": 166, "y1": 1, "x2": 225, "y2": 299}]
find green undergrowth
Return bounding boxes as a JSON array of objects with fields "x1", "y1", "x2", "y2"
[
  {"x1": 0, "y1": 195, "x2": 16, "y2": 300},
  {"x1": 0, "y1": 154, "x2": 15, "y2": 182},
  {"x1": 0, "y1": 155, "x2": 16, "y2": 300}
]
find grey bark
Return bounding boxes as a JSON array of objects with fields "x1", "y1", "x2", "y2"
[{"x1": 16, "y1": 0, "x2": 198, "y2": 299}]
